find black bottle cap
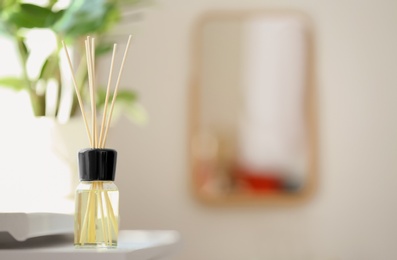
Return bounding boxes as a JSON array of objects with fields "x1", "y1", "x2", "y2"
[{"x1": 78, "y1": 148, "x2": 117, "y2": 181}]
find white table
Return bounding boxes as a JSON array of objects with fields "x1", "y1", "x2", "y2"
[{"x1": 0, "y1": 230, "x2": 181, "y2": 260}]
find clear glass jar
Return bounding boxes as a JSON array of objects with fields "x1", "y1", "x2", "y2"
[
  {"x1": 75, "y1": 148, "x2": 119, "y2": 248},
  {"x1": 74, "y1": 181, "x2": 119, "y2": 248}
]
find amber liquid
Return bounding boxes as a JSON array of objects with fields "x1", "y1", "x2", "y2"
[{"x1": 74, "y1": 182, "x2": 119, "y2": 248}]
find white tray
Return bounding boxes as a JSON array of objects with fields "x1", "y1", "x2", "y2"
[
  {"x1": 0, "y1": 230, "x2": 181, "y2": 260},
  {"x1": 0, "y1": 213, "x2": 73, "y2": 242}
]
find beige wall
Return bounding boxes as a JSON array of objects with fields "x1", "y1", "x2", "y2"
[{"x1": 104, "y1": 0, "x2": 397, "y2": 259}]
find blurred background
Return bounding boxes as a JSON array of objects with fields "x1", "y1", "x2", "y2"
[{"x1": 1, "y1": 0, "x2": 397, "y2": 259}]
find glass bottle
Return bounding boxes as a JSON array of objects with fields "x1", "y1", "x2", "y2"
[{"x1": 74, "y1": 149, "x2": 119, "y2": 248}]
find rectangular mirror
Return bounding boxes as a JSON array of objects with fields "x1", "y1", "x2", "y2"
[{"x1": 189, "y1": 11, "x2": 317, "y2": 204}]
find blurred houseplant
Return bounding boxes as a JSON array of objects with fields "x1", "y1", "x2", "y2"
[
  {"x1": 0, "y1": 0, "x2": 146, "y2": 122},
  {"x1": 0, "y1": 0, "x2": 147, "y2": 213}
]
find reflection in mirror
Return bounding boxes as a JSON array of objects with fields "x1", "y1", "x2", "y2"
[{"x1": 189, "y1": 11, "x2": 317, "y2": 204}]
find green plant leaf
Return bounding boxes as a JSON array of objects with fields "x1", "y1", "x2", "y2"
[
  {"x1": 53, "y1": 0, "x2": 120, "y2": 39},
  {"x1": 0, "y1": 20, "x2": 11, "y2": 36},
  {"x1": 118, "y1": 0, "x2": 152, "y2": 7},
  {"x1": 0, "y1": 1, "x2": 16, "y2": 36},
  {"x1": 0, "y1": 77, "x2": 27, "y2": 91},
  {"x1": 20, "y1": 39, "x2": 29, "y2": 57},
  {"x1": 6, "y1": 4, "x2": 63, "y2": 29},
  {"x1": 95, "y1": 42, "x2": 113, "y2": 56},
  {"x1": 39, "y1": 54, "x2": 58, "y2": 80},
  {"x1": 110, "y1": 101, "x2": 148, "y2": 126},
  {"x1": 100, "y1": 2, "x2": 120, "y2": 32},
  {"x1": 114, "y1": 90, "x2": 138, "y2": 103},
  {"x1": 97, "y1": 88, "x2": 137, "y2": 108},
  {"x1": 0, "y1": 0, "x2": 18, "y2": 12},
  {"x1": 95, "y1": 88, "x2": 146, "y2": 124},
  {"x1": 39, "y1": 58, "x2": 50, "y2": 80},
  {"x1": 122, "y1": 102, "x2": 148, "y2": 125}
]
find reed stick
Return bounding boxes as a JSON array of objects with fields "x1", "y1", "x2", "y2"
[
  {"x1": 101, "y1": 35, "x2": 132, "y2": 148},
  {"x1": 78, "y1": 186, "x2": 92, "y2": 244},
  {"x1": 91, "y1": 38, "x2": 98, "y2": 148},
  {"x1": 99, "y1": 44, "x2": 117, "y2": 148},
  {"x1": 62, "y1": 41, "x2": 93, "y2": 147},
  {"x1": 85, "y1": 39, "x2": 96, "y2": 148},
  {"x1": 105, "y1": 191, "x2": 113, "y2": 244},
  {"x1": 104, "y1": 191, "x2": 119, "y2": 236},
  {"x1": 89, "y1": 182, "x2": 96, "y2": 243},
  {"x1": 97, "y1": 182, "x2": 108, "y2": 244}
]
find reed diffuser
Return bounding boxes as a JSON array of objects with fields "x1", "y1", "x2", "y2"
[{"x1": 63, "y1": 35, "x2": 132, "y2": 248}]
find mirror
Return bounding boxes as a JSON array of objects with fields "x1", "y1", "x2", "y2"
[{"x1": 189, "y1": 11, "x2": 317, "y2": 204}]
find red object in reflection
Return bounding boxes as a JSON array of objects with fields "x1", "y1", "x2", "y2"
[{"x1": 234, "y1": 165, "x2": 283, "y2": 192}]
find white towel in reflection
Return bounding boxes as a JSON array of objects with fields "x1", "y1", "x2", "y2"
[{"x1": 238, "y1": 15, "x2": 307, "y2": 174}]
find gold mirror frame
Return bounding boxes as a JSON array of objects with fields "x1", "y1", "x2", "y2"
[{"x1": 188, "y1": 10, "x2": 318, "y2": 205}]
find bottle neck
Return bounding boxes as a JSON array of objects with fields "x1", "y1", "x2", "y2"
[{"x1": 77, "y1": 181, "x2": 118, "y2": 191}]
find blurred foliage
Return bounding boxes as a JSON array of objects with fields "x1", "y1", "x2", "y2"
[{"x1": 0, "y1": 0, "x2": 147, "y2": 123}]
